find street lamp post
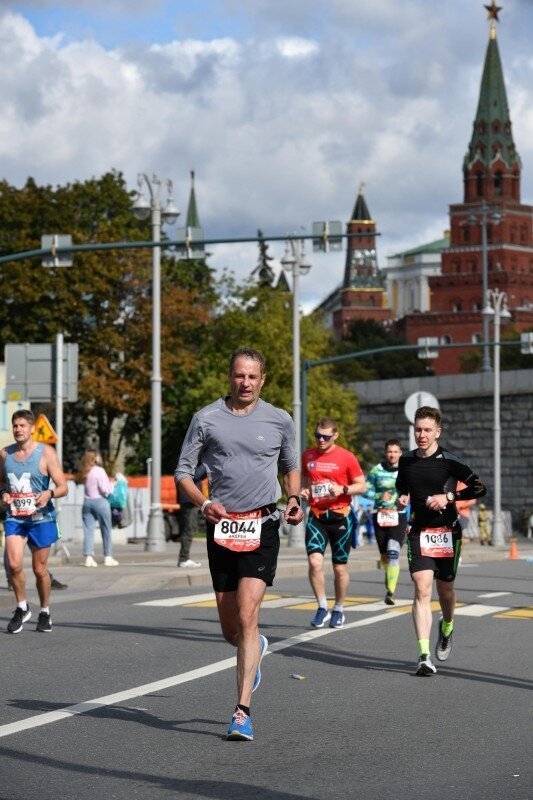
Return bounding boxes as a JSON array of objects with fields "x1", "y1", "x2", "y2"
[
  {"x1": 281, "y1": 236, "x2": 311, "y2": 547},
  {"x1": 482, "y1": 287, "x2": 511, "y2": 547},
  {"x1": 132, "y1": 174, "x2": 179, "y2": 552},
  {"x1": 468, "y1": 203, "x2": 501, "y2": 373}
]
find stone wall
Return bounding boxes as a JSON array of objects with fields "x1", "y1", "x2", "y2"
[{"x1": 350, "y1": 369, "x2": 533, "y2": 532}]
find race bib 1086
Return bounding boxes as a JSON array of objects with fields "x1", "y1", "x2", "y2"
[
  {"x1": 214, "y1": 510, "x2": 262, "y2": 552},
  {"x1": 419, "y1": 527, "x2": 454, "y2": 558}
]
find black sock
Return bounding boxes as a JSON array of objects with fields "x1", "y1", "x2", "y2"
[{"x1": 236, "y1": 704, "x2": 250, "y2": 716}]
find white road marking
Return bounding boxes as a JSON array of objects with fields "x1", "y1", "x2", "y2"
[
  {"x1": 262, "y1": 596, "x2": 313, "y2": 609},
  {"x1": 478, "y1": 592, "x2": 512, "y2": 598},
  {"x1": 0, "y1": 610, "x2": 405, "y2": 740},
  {"x1": 454, "y1": 604, "x2": 509, "y2": 616},
  {"x1": 346, "y1": 600, "x2": 412, "y2": 613},
  {"x1": 135, "y1": 592, "x2": 215, "y2": 607}
]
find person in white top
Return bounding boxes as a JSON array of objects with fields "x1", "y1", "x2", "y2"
[{"x1": 78, "y1": 449, "x2": 118, "y2": 567}]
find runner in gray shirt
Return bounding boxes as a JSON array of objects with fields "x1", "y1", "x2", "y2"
[{"x1": 175, "y1": 347, "x2": 303, "y2": 741}]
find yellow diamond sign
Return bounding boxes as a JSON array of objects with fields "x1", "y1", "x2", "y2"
[{"x1": 32, "y1": 413, "x2": 58, "y2": 445}]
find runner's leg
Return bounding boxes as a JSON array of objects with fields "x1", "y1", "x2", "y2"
[
  {"x1": 411, "y1": 569, "x2": 434, "y2": 643},
  {"x1": 5, "y1": 534, "x2": 27, "y2": 603},
  {"x1": 32, "y1": 546, "x2": 52, "y2": 608}
]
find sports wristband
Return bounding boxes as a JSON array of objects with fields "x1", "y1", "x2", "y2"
[
  {"x1": 50, "y1": 489, "x2": 55, "y2": 499},
  {"x1": 200, "y1": 499, "x2": 212, "y2": 514},
  {"x1": 287, "y1": 495, "x2": 301, "y2": 507}
]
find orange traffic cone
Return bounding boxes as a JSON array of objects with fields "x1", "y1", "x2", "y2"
[{"x1": 507, "y1": 538, "x2": 520, "y2": 560}]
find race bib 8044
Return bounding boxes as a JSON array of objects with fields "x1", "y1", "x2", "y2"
[{"x1": 214, "y1": 510, "x2": 262, "y2": 552}]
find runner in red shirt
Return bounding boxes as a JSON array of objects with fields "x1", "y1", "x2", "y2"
[{"x1": 301, "y1": 417, "x2": 366, "y2": 629}]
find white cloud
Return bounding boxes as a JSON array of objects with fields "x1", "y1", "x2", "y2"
[{"x1": 0, "y1": 2, "x2": 531, "y2": 311}]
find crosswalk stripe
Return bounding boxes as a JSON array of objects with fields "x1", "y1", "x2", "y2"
[{"x1": 454, "y1": 604, "x2": 509, "y2": 616}]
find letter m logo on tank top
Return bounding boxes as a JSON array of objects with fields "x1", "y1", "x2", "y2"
[{"x1": 7, "y1": 472, "x2": 32, "y2": 493}]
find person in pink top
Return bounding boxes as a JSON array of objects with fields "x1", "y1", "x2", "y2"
[{"x1": 78, "y1": 449, "x2": 118, "y2": 567}]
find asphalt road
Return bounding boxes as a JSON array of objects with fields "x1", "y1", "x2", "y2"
[{"x1": 0, "y1": 555, "x2": 531, "y2": 800}]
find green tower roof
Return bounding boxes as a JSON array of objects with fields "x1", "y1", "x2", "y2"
[
  {"x1": 186, "y1": 170, "x2": 201, "y2": 228},
  {"x1": 464, "y1": 11, "x2": 520, "y2": 170}
]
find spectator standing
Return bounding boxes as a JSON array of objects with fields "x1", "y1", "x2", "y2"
[
  {"x1": 79, "y1": 449, "x2": 119, "y2": 567},
  {"x1": 175, "y1": 464, "x2": 207, "y2": 568}
]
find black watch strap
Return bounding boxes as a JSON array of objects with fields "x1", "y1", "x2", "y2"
[{"x1": 287, "y1": 494, "x2": 301, "y2": 507}]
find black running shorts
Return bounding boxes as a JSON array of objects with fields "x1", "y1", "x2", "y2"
[
  {"x1": 406, "y1": 527, "x2": 462, "y2": 582},
  {"x1": 206, "y1": 516, "x2": 280, "y2": 592}
]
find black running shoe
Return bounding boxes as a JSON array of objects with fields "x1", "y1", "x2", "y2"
[
  {"x1": 416, "y1": 653, "x2": 437, "y2": 676},
  {"x1": 51, "y1": 578, "x2": 68, "y2": 590},
  {"x1": 36, "y1": 611, "x2": 52, "y2": 633},
  {"x1": 7, "y1": 605, "x2": 31, "y2": 634},
  {"x1": 384, "y1": 591, "x2": 395, "y2": 605},
  {"x1": 435, "y1": 617, "x2": 453, "y2": 661}
]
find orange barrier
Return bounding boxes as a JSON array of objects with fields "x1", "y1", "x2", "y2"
[
  {"x1": 128, "y1": 475, "x2": 178, "y2": 511},
  {"x1": 507, "y1": 538, "x2": 520, "y2": 560}
]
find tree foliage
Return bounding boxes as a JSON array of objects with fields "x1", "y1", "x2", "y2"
[
  {"x1": 331, "y1": 319, "x2": 429, "y2": 382},
  {"x1": 0, "y1": 173, "x2": 216, "y2": 471}
]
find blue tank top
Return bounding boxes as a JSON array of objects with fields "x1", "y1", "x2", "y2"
[{"x1": 4, "y1": 443, "x2": 55, "y2": 524}]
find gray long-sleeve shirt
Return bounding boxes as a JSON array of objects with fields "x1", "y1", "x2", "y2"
[{"x1": 175, "y1": 397, "x2": 299, "y2": 512}]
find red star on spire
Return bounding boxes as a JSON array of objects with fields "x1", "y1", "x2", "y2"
[{"x1": 484, "y1": 1, "x2": 502, "y2": 22}]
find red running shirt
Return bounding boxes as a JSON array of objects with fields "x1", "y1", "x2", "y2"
[{"x1": 302, "y1": 445, "x2": 363, "y2": 514}]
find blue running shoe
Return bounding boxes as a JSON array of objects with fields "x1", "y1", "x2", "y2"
[
  {"x1": 310, "y1": 607, "x2": 331, "y2": 628},
  {"x1": 329, "y1": 610, "x2": 345, "y2": 628},
  {"x1": 252, "y1": 634, "x2": 268, "y2": 693},
  {"x1": 227, "y1": 709, "x2": 253, "y2": 741}
]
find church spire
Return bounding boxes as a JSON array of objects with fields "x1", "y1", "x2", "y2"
[
  {"x1": 185, "y1": 170, "x2": 201, "y2": 228},
  {"x1": 463, "y1": 2, "x2": 521, "y2": 203}
]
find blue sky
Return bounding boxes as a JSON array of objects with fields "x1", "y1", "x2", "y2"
[{"x1": 2, "y1": 0, "x2": 533, "y2": 308}]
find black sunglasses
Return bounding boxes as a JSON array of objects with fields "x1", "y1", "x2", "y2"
[{"x1": 314, "y1": 432, "x2": 333, "y2": 441}]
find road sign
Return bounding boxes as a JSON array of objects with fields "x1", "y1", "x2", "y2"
[
  {"x1": 4, "y1": 343, "x2": 78, "y2": 402},
  {"x1": 312, "y1": 221, "x2": 343, "y2": 252},
  {"x1": 520, "y1": 332, "x2": 533, "y2": 354},
  {"x1": 41, "y1": 234, "x2": 73, "y2": 268},
  {"x1": 32, "y1": 413, "x2": 58, "y2": 444},
  {"x1": 417, "y1": 337, "x2": 439, "y2": 359},
  {"x1": 404, "y1": 391, "x2": 440, "y2": 423}
]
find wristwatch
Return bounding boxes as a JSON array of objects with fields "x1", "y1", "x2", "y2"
[
  {"x1": 445, "y1": 491, "x2": 455, "y2": 503},
  {"x1": 343, "y1": 486, "x2": 350, "y2": 495}
]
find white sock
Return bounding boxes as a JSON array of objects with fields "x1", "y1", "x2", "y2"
[
  {"x1": 41, "y1": 607, "x2": 50, "y2": 614},
  {"x1": 318, "y1": 596, "x2": 328, "y2": 609},
  {"x1": 17, "y1": 601, "x2": 28, "y2": 611},
  {"x1": 333, "y1": 603, "x2": 344, "y2": 612}
]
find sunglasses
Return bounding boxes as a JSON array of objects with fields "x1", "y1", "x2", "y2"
[{"x1": 314, "y1": 432, "x2": 334, "y2": 441}]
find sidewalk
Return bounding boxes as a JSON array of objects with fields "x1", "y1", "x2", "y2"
[{"x1": 1, "y1": 535, "x2": 532, "y2": 611}]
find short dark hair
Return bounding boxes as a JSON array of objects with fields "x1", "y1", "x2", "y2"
[
  {"x1": 414, "y1": 406, "x2": 441, "y2": 426},
  {"x1": 385, "y1": 439, "x2": 402, "y2": 449},
  {"x1": 12, "y1": 409, "x2": 35, "y2": 424},
  {"x1": 316, "y1": 417, "x2": 338, "y2": 433},
  {"x1": 229, "y1": 348, "x2": 266, "y2": 375}
]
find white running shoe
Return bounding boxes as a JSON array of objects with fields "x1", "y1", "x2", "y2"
[
  {"x1": 84, "y1": 555, "x2": 98, "y2": 568},
  {"x1": 104, "y1": 556, "x2": 119, "y2": 567},
  {"x1": 178, "y1": 559, "x2": 202, "y2": 568}
]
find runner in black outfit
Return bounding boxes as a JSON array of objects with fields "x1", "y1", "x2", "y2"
[{"x1": 396, "y1": 406, "x2": 486, "y2": 676}]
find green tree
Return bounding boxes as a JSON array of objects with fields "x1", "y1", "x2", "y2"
[
  {"x1": 332, "y1": 319, "x2": 429, "y2": 382},
  {"x1": 0, "y1": 173, "x2": 217, "y2": 471},
  {"x1": 182, "y1": 277, "x2": 362, "y2": 457}
]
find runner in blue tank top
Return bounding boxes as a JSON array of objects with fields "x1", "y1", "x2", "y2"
[{"x1": 1, "y1": 409, "x2": 68, "y2": 634}]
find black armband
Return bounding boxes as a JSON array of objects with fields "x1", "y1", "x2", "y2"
[{"x1": 287, "y1": 494, "x2": 301, "y2": 507}]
